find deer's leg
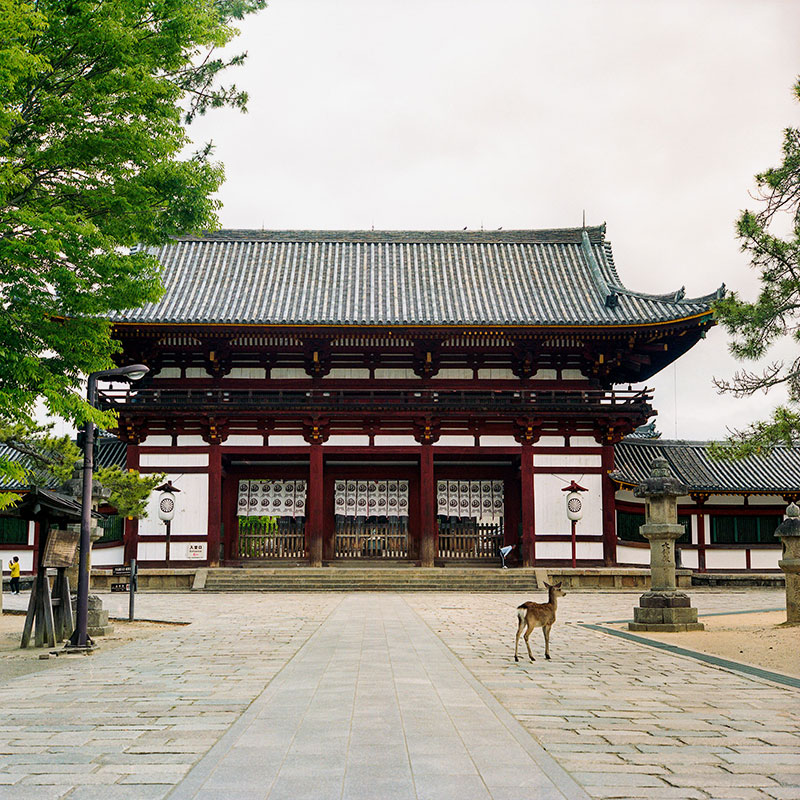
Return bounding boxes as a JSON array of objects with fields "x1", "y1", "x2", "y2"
[
  {"x1": 514, "y1": 615, "x2": 526, "y2": 662},
  {"x1": 543, "y1": 624, "x2": 552, "y2": 660},
  {"x1": 524, "y1": 623, "x2": 536, "y2": 662}
]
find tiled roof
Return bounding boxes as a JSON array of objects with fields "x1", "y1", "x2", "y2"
[
  {"x1": 612, "y1": 439, "x2": 800, "y2": 494},
  {"x1": 0, "y1": 438, "x2": 127, "y2": 492},
  {"x1": 112, "y1": 227, "x2": 723, "y2": 327}
]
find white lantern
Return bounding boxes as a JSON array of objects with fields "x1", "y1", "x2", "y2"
[
  {"x1": 156, "y1": 480, "x2": 180, "y2": 522},
  {"x1": 566, "y1": 491, "x2": 584, "y2": 521}
]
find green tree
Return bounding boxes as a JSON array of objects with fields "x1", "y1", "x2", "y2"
[
  {"x1": 712, "y1": 77, "x2": 800, "y2": 458},
  {"x1": 94, "y1": 465, "x2": 166, "y2": 519},
  {"x1": 0, "y1": 420, "x2": 79, "y2": 509},
  {"x1": 0, "y1": 0, "x2": 265, "y2": 469}
]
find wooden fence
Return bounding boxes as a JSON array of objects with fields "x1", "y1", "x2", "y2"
[
  {"x1": 438, "y1": 520, "x2": 503, "y2": 559},
  {"x1": 334, "y1": 518, "x2": 409, "y2": 559},
  {"x1": 238, "y1": 518, "x2": 306, "y2": 559}
]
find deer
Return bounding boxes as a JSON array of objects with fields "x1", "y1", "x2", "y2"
[{"x1": 514, "y1": 581, "x2": 566, "y2": 662}]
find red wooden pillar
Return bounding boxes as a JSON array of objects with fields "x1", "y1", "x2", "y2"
[
  {"x1": 308, "y1": 444, "x2": 324, "y2": 567},
  {"x1": 520, "y1": 445, "x2": 535, "y2": 567},
  {"x1": 419, "y1": 445, "x2": 437, "y2": 567},
  {"x1": 124, "y1": 444, "x2": 140, "y2": 564},
  {"x1": 694, "y1": 495, "x2": 707, "y2": 572},
  {"x1": 207, "y1": 443, "x2": 222, "y2": 566},
  {"x1": 601, "y1": 443, "x2": 617, "y2": 566}
]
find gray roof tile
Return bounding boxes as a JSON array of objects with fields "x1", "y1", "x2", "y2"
[
  {"x1": 613, "y1": 439, "x2": 800, "y2": 494},
  {"x1": 114, "y1": 227, "x2": 722, "y2": 326}
]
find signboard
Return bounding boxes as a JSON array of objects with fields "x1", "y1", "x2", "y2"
[
  {"x1": 111, "y1": 583, "x2": 130, "y2": 593},
  {"x1": 186, "y1": 544, "x2": 205, "y2": 560},
  {"x1": 42, "y1": 528, "x2": 80, "y2": 568},
  {"x1": 113, "y1": 566, "x2": 132, "y2": 576}
]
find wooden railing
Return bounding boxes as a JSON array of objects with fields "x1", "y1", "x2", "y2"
[
  {"x1": 99, "y1": 386, "x2": 653, "y2": 418},
  {"x1": 334, "y1": 518, "x2": 409, "y2": 558},
  {"x1": 238, "y1": 518, "x2": 305, "y2": 559},
  {"x1": 438, "y1": 520, "x2": 503, "y2": 559}
]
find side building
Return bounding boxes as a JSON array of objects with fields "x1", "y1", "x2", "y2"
[{"x1": 95, "y1": 226, "x2": 725, "y2": 569}]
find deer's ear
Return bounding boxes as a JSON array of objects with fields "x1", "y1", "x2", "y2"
[
  {"x1": 554, "y1": 582, "x2": 563, "y2": 588},
  {"x1": 544, "y1": 581, "x2": 552, "y2": 589}
]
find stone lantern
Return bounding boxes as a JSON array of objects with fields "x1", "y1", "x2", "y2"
[
  {"x1": 629, "y1": 458, "x2": 704, "y2": 632},
  {"x1": 774, "y1": 502, "x2": 800, "y2": 624}
]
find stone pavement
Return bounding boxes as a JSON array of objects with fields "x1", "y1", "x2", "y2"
[{"x1": 0, "y1": 588, "x2": 796, "y2": 800}]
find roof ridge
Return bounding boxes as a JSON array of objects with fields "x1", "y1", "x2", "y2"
[{"x1": 172, "y1": 227, "x2": 609, "y2": 245}]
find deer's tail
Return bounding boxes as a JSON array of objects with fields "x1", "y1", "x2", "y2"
[{"x1": 516, "y1": 604, "x2": 528, "y2": 623}]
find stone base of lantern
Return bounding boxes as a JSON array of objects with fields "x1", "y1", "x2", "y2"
[{"x1": 629, "y1": 591, "x2": 704, "y2": 632}]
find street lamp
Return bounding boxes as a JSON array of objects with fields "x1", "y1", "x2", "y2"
[{"x1": 68, "y1": 364, "x2": 149, "y2": 649}]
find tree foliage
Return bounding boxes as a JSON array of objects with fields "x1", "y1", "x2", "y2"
[
  {"x1": 0, "y1": 419, "x2": 79, "y2": 509},
  {"x1": 712, "y1": 77, "x2": 800, "y2": 458},
  {"x1": 0, "y1": 0, "x2": 265, "y2": 428},
  {"x1": 94, "y1": 465, "x2": 166, "y2": 519}
]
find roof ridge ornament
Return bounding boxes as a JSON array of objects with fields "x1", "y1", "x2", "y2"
[{"x1": 580, "y1": 229, "x2": 618, "y2": 309}]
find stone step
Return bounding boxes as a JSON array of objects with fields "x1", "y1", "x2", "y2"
[{"x1": 201, "y1": 566, "x2": 540, "y2": 592}]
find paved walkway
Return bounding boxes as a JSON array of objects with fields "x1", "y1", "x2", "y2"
[{"x1": 0, "y1": 588, "x2": 797, "y2": 800}]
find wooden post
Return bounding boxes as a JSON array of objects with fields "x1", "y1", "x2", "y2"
[
  {"x1": 601, "y1": 443, "x2": 617, "y2": 566},
  {"x1": 419, "y1": 445, "x2": 437, "y2": 567},
  {"x1": 207, "y1": 443, "x2": 222, "y2": 566},
  {"x1": 308, "y1": 444, "x2": 324, "y2": 566},
  {"x1": 520, "y1": 445, "x2": 535, "y2": 567},
  {"x1": 693, "y1": 495, "x2": 707, "y2": 572}
]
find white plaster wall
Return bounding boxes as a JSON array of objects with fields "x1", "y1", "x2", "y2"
[
  {"x1": 678, "y1": 548, "x2": 699, "y2": 569},
  {"x1": 616, "y1": 544, "x2": 650, "y2": 565},
  {"x1": 221, "y1": 435, "x2": 263, "y2": 447},
  {"x1": 327, "y1": 368, "x2": 370, "y2": 379},
  {"x1": 434, "y1": 436, "x2": 474, "y2": 447},
  {"x1": 615, "y1": 490, "x2": 638, "y2": 504},
  {"x1": 479, "y1": 436, "x2": 519, "y2": 447},
  {"x1": 268, "y1": 435, "x2": 308, "y2": 447},
  {"x1": 227, "y1": 367, "x2": 267, "y2": 379},
  {"x1": 534, "y1": 541, "x2": 573, "y2": 560},
  {"x1": 561, "y1": 369, "x2": 588, "y2": 381},
  {"x1": 531, "y1": 369, "x2": 557, "y2": 380},
  {"x1": 750, "y1": 549, "x2": 782, "y2": 570},
  {"x1": 534, "y1": 474, "x2": 603, "y2": 535},
  {"x1": 177, "y1": 435, "x2": 206, "y2": 447},
  {"x1": 437, "y1": 368, "x2": 472, "y2": 379},
  {"x1": 28, "y1": 521, "x2": 35, "y2": 546},
  {"x1": 157, "y1": 367, "x2": 182, "y2": 378},
  {"x1": 374, "y1": 368, "x2": 418, "y2": 379},
  {"x1": 705, "y1": 549, "x2": 747, "y2": 570},
  {"x1": 1, "y1": 550, "x2": 34, "y2": 573},
  {"x1": 185, "y1": 367, "x2": 208, "y2": 378},
  {"x1": 140, "y1": 453, "x2": 208, "y2": 467},
  {"x1": 477, "y1": 368, "x2": 516, "y2": 380},
  {"x1": 139, "y1": 473, "x2": 208, "y2": 536},
  {"x1": 137, "y1": 541, "x2": 167, "y2": 561},
  {"x1": 271, "y1": 368, "x2": 307, "y2": 379},
  {"x1": 570, "y1": 436, "x2": 600, "y2": 447},
  {"x1": 324, "y1": 435, "x2": 370, "y2": 446},
  {"x1": 373, "y1": 435, "x2": 419, "y2": 446},
  {"x1": 92, "y1": 545, "x2": 124, "y2": 567},
  {"x1": 534, "y1": 454, "x2": 602, "y2": 468},
  {"x1": 141, "y1": 435, "x2": 173, "y2": 447},
  {"x1": 536, "y1": 436, "x2": 565, "y2": 448}
]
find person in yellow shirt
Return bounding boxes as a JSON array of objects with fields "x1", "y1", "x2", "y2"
[{"x1": 8, "y1": 556, "x2": 20, "y2": 594}]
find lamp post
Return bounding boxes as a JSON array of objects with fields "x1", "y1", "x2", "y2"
[
  {"x1": 68, "y1": 364, "x2": 149, "y2": 649},
  {"x1": 154, "y1": 481, "x2": 180, "y2": 565}
]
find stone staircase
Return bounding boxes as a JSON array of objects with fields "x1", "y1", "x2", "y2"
[{"x1": 197, "y1": 566, "x2": 544, "y2": 592}]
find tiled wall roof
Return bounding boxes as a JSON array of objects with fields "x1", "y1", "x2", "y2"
[{"x1": 613, "y1": 439, "x2": 800, "y2": 494}]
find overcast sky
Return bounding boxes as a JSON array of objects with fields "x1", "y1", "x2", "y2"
[{"x1": 184, "y1": 0, "x2": 800, "y2": 441}]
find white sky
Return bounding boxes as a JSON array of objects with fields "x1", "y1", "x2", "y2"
[{"x1": 182, "y1": 0, "x2": 800, "y2": 442}]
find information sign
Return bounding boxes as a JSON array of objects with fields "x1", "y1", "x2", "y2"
[{"x1": 42, "y1": 528, "x2": 80, "y2": 568}]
